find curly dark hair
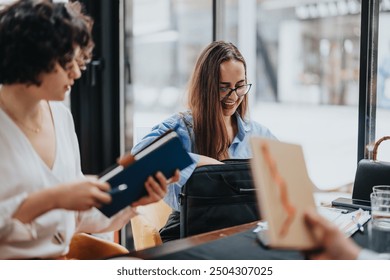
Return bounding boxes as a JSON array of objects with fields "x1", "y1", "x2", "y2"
[{"x1": 0, "y1": 0, "x2": 94, "y2": 86}]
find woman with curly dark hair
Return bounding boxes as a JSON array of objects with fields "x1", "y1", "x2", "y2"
[{"x1": 0, "y1": 0, "x2": 177, "y2": 259}]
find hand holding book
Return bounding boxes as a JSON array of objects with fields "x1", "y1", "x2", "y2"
[
  {"x1": 131, "y1": 170, "x2": 180, "y2": 208},
  {"x1": 250, "y1": 137, "x2": 317, "y2": 249},
  {"x1": 112, "y1": 153, "x2": 180, "y2": 207},
  {"x1": 98, "y1": 130, "x2": 193, "y2": 217},
  {"x1": 303, "y1": 210, "x2": 362, "y2": 260}
]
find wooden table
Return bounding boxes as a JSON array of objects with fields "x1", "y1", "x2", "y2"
[
  {"x1": 125, "y1": 221, "x2": 259, "y2": 259},
  {"x1": 110, "y1": 219, "x2": 370, "y2": 260}
]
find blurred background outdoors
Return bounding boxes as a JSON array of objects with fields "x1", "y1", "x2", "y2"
[
  {"x1": 1, "y1": 0, "x2": 389, "y2": 189},
  {"x1": 125, "y1": 0, "x2": 390, "y2": 190}
]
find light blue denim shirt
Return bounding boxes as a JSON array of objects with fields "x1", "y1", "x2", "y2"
[{"x1": 131, "y1": 111, "x2": 276, "y2": 211}]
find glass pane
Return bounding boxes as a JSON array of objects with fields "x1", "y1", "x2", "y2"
[
  {"x1": 125, "y1": 0, "x2": 364, "y2": 191},
  {"x1": 0, "y1": 0, "x2": 13, "y2": 6},
  {"x1": 125, "y1": 0, "x2": 212, "y2": 150},
  {"x1": 375, "y1": 5, "x2": 390, "y2": 162},
  {"x1": 222, "y1": 0, "x2": 361, "y2": 190},
  {"x1": 123, "y1": 0, "x2": 212, "y2": 249}
]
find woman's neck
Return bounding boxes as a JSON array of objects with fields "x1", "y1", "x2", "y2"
[
  {"x1": 0, "y1": 84, "x2": 45, "y2": 134},
  {"x1": 0, "y1": 84, "x2": 42, "y2": 120}
]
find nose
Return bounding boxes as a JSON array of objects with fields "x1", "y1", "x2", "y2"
[
  {"x1": 229, "y1": 89, "x2": 239, "y2": 100},
  {"x1": 68, "y1": 60, "x2": 82, "y2": 80}
]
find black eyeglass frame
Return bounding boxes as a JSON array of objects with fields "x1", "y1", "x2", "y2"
[{"x1": 219, "y1": 83, "x2": 252, "y2": 103}]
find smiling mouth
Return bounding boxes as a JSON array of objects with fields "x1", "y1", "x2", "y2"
[{"x1": 222, "y1": 100, "x2": 237, "y2": 109}]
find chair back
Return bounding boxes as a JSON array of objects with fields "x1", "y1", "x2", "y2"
[
  {"x1": 130, "y1": 200, "x2": 172, "y2": 250},
  {"x1": 66, "y1": 233, "x2": 129, "y2": 259}
]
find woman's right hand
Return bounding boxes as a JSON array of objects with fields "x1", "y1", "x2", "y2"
[
  {"x1": 53, "y1": 179, "x2": 112, "y2": 211},
  {"x1": 197, "y1": 155, "x2": 223, "y2": 167},
  {"x1": 13, "y1": 178, "x2": 112, "y2": 223}
]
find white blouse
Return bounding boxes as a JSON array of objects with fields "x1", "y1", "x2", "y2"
[{"x1": 0, "y1": 102, "x2": 135, "y2": 259}]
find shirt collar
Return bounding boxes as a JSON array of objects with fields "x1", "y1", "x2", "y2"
[
  {"x1": 235, "y1": 112, "x2": 251, "y2": 142},
  {"x1": 183, "y1": 111, "x2": 250, "y2": 141}
]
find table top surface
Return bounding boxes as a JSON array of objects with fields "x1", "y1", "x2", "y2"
[{"x1": 112, "y1": 220, "x2": 369, "y2": 260}]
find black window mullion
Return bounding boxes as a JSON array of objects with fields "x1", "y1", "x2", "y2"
[
  {"x1": 358, "y1": 0, "x2": 380, "y2": 162},
  {"x1": 70, "y1": 0, "x2": 120, "y2": 175}
]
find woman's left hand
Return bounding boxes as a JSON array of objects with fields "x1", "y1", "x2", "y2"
[{"x1": 131, "y1": 170, "x2": 180, "y2": 207}]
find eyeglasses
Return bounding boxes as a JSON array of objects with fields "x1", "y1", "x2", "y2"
[
  {"x1": 64, "y1": 57, "x2": 87, "y2": 72},
  {"x1": 75, "y1": 57, "x2": 87, "y2": 71},
  {"x1": 219, "y1": 84, "x2": 252, "y2": 103}
]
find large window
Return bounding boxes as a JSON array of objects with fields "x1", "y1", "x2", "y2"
[
  {"x1": 251, "y1": 1, "x2": 361, "y2": 190},
  {"x1": 124, "y1": 0, "x2": 212, "y2": 149},
  {"x1": 48, "y1": 0, "x2": 385, "y2": 248},
  {"x1": 376, "y1": 7, "x2": 390, "y2": 161},
  {"x1": 126, "y1": 0, "x2": 363, "y2": 191},
  {"x1": 122, "y1": 0, "x2": 212, "y2": 249}
]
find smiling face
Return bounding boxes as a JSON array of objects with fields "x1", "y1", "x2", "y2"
[{"x1": 219, "y1": 59, "x2": 246, "y2": 117}]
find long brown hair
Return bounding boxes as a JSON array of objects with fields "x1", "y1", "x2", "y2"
[{"x1": 187, "y1": 41, "x2": 248, "y2": 160}]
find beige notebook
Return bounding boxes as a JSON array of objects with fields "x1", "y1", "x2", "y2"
[{"x1": 250, "y1": 137, "x2": 317, "y2": 250}]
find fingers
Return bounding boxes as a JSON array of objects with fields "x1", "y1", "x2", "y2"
[
  {"x1": 304, "y1": 211, "x2": 318, "y2": 229},
  {"x1": 304, "y1": 210, "x2": 342, "y2": 251},
  {"x1": 132, "y1": 173, "x2": 167, "y2": 207},
  {"x1": 55, "y1": 179, "x2": 112, "y2": 211},
  {"x1": 303, "y1": 211, "x2": 328, "y2": 259},
  {"x1": 117, "y1": 153, "x2": 135, "y2": 167},
  {"x1": 167, "y1": 169, "x2": 180, "y2": 184},
  {"x1": 92, "y1": 180, "x2": 111, "y2": 192},
  {"x1": 91, "y1": 186, "x2": 112, "y2": 205},
  {"x1": 84, "y1": 179, "x2": 112, "y2": 206},
  {"x1": 146, "y1": 174, "x2": 166, "y2": 199},
  {"x1": 153, "y1": 172, "x2": 168, "y2": 196},
  {"x1": 304, "y1": 210, "x2": 336, "y2": 233},
  {"x1": 303, "y1": 210, "x2": 361, "y2": 260},
  {"x1": 304, "y1": 211, "x2": 328, "y2": 247},
  {"x1": 92, "y1": 181, "x2": 112, "y2": 205}
]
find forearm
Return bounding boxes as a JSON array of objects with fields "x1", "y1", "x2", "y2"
[
  {"x1": 197, "y1": 155, "x2": 223, "y2": 166},
  {"x1": 12, "y1": 188, "x2": 58, "y2": 223}
]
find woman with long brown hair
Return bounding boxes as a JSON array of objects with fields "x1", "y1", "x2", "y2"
[{"x1": 132, "y1": 41, "x2": 276, "y2": 240}]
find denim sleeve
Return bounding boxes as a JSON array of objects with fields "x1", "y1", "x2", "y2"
[
  {"x1": 131, "y1": 121, "x2": 174, "y2": 155},
  {"x1": 252, "y1": 121, "x2": 277, "y2": 140},
  {"x1": 131, "y1": 114, "x2": 199, "y2": 211},
  {"x1": 164, "y1": 152, "x2": 200, "y2": 211}
]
